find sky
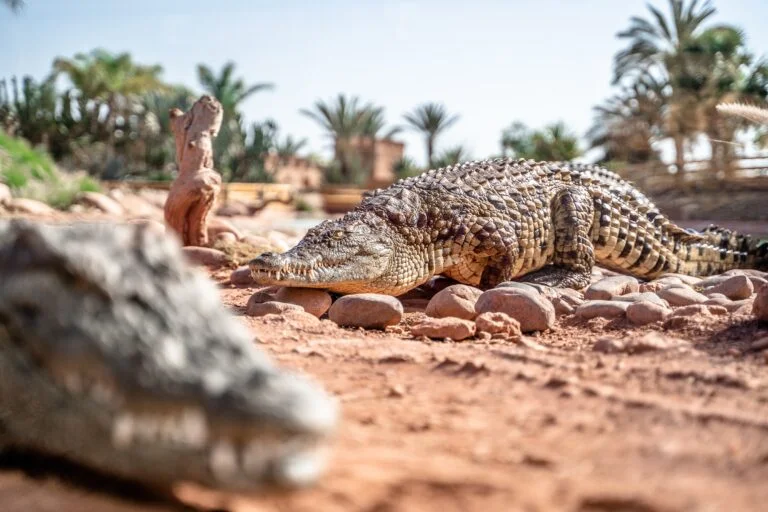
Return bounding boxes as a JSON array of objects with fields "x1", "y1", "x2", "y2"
[{"x1": 2, "y1": 0, "x2": 767, "y2": 166}]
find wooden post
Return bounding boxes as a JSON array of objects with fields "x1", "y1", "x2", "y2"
[{"x1": 164, "y1": 95, "x2": 223, "y2": 246}]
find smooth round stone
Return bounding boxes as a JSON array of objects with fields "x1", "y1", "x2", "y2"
[
  {"x1": 328, "y1": 294, "x2": 403, "y2": 329},
  {"x1": 411, "y1": 317, "x2": 476, "y2": 341},
  {"x1": 425, "y1": 284, "x2": 483, "y2": 320},
  {"x1": 475, "y1": 288, "x2": 555, "y2": 332},
  {"x1": 274, "y1": 287, "x2": 333, "y2": 318}
]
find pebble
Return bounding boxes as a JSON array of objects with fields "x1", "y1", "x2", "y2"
[
  {"x1": 575, "y1": 300, "x2": 630, "y2": 320},
  {"x1": 584, "y1": 276, "x2": 639, "y2": 300},
  {"x1": 639, "y1": 276, "x2": 684, "y2": 293},
  {"x1": 754, "y1": 284, "x2": 768, "y2": 322},
  {"x1": 593, "y1": 337, "x2": 626, "y2": 354},
  {"x1": 626, "y1": 332, "x2": 690, "y2": 353},
  {"x1": 230, "y1": 266, "x2": 255, "y2": 285},
  {"x1": 181, "y1": 246, "x2": 230, "y2": 267},
  {"x1": 274, "y1": 287, "x2": 333, "y2": 318},
  {"x1": 701, "y1": 275, "x2": 754, "y2": 300},
  {"x1": 328, "y1": 294, "x2": 404, "y2": 329},
  {"x1": 657, "y1": 286, "x2": 708, "y2": 306},
  {"x1": 425, "y1": 284, "x2": 483, "y2": 320},
  {"x1": 612, "y1": 292, "x2": 669, "y2": 307},
  {"x1": 475, "y1": 288, "x2": 555, "y2": 332},
  {"x1": 246, "y1": 300, "x2": 304, "y2": 317},
  {"x1": 474, "y1": 312, "x2": 522, "y2": 338},
  {"x1": 495, "y1": 282, "x2": 542, "y2": 295},
  {"x1": 671, "y1": 304, "x2": 712, "y2": 317},
  {"x1": 5, "y1": 198, "x2": 57, "y2": 215},
  {"x1": 76, "y1": 191, "x2": 124, "y2": 216},
  {"x1": 626, "y1": 301, "x2": 671, "y2": 325},
  {"x1": 247, "y1": 286, "x2": 280, "y2": 306},
  {"x1": 411, "y1": 317, "x2": 476, "y2": 341},
  {"x1": 658, "y1": 273, "x2": 702, "y2": 286},
  {"x1": 215, "y1": 232, "x2": 238, "y2": 244},
  {"x1": 207, "y1": 217, "x2": 243, "y2": 241}
]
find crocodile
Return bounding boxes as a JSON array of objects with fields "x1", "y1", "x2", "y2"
[
  {"x1": 0, "y1": 219, "x2": 337, "y2": 492},
  {"x1": 250, "y1": 158, "x2": 767, "y2": 295}
]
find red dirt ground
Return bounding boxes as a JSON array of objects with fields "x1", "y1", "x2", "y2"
[
  {"x1": 4, "y1": 272, "x2": 768, "y2": 512},
  {"x1": 1, "y1": 212, "x2": 768, "y2": 511}
]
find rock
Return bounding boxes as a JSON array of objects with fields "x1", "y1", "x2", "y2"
[
  {"x1": 551, "y1": 296, "x2": 576, "y2": 316},
  {"x1": 241, "y1": 234, "x2": 274, "y2": 251},
  {"x1": 754, "y1": 284, "x2": 768, "y2": 322},
  {"x1": 475, "y1": 288, "x2": 555, "y2": 332},
  {"x1": 575, "y1": 300, "x2": 629, "y2": 320},
  {"x1": 657, "y1": 286, "x2": 708, "y2": 306},
  {"x1": 584, "y1": 275, "x2": 639, "y2": 300},
  {"x1": 425, "y1": 284, "x2": 483, "y2": 320},
  {"x1": 474, "y1": 312, "x2": 522, "y2": 338},
  {"x1": 495, "y1": 282, "x2": 542, "y2": 295},
  {"x1": 625, "y1": 332, "x2": 690, "y2": 353},
  {"x1": 671, "y1": 304, "x2": 712, "y2": 317},
  {"x1": 0, "y1": 183, "x2": 11, "y2": 205},
  {"x1": 5, "y1": 198, "x2": 57, "y2": 215},
  {"x1": 246, "y1": 286, "x2": 281, "y2": 308},
  {"x1": 108, "y1": 190, "x2": 160, "y2": 218},
  {"x1": 658, "y1": 273, "x2": 702, "y2": 286},
  {"x1": 230, "y1": 266, "x2": 255, "y2": 285},
  {"x1": 207, "y1": 217, "x2": 243, "y2": 240},
  {"x1": 216, "y1": 201, "x2": 250, "y2": 217},
  {"x1": 411, "y1": 317, "x2": 476, "y2": 341},
  {"x1": 246, "y1": 300, "x2": 304, "y2": 317},
  {"x1": 593, "y1": 337, "x2": 626, "y2": 354},
  {"x1": 75, "y1": 191, "x2": 124, "y2": 216},
  {"x1": 612, "y1": 292, "x2": 669, "y2": 307},
  {"x1": 639, "y1": 276, "x2": 684, "y2": 293},
  {"x1": 274, "y1": 287, "x2": 333, "y2": 318},
  {"x1": 626, "y1": 301, "x2": 671, "y2": 326},
  {"x1": 266, "y1": 231, "x2": 292, "y2": 252},
  {"x1": 702, "y1": 275, "x2": 754, "y2": 300},
  {"x1": 707, "y1": 305, "x2": 729, "y2": 316},
  {"x1": 181, "y1": 247, "x2": 231, "y2": 267},
  {"x1": 215, "y1": 232, "x2": 238, "y2": 244},
  {"x1": 329, "y1": 294, "x2": 403, "y2": 329}
]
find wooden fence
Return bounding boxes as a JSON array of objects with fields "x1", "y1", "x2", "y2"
[
  {"x1": 617, "y1": 155, "x2": 768, "y2": 193},
  {"x1": 101, "y1": 180, "x2": 296, "y2": 205}
]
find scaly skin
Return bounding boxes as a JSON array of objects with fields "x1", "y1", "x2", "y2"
[
  {"x1": 0, "y1": 219, "x2": 337, "y2": 492},
  {"x1": 250, "y1": 158, "x2": 768, "y2": 295}
]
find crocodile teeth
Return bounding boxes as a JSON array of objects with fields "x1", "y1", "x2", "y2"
[
  {"x1": 209, "y1": 440, "x2": 239, "y2": 480},
  {"x1": 112, "y1": 413, "x2": 135, "y2": 448}
]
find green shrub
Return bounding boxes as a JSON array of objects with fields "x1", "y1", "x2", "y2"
[{"x1": 0, "y1": 129, "x2": 101, "y2": 209}]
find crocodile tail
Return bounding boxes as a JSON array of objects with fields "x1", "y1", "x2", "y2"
[{"x1": 676, "y1": 225, "x2": 768, "y2": 275}]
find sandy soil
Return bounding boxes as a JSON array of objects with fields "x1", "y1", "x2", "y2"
[
  {"x1": 1, "y1": 211, "x2": 768, "y2": 511},
  {"x1": 3, "y1": 272, "x2": 768, "y2": 512}
]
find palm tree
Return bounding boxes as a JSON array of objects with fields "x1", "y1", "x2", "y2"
[
  {"x1": 301, "y1": 94, "x2": 398, "y2": 183},
  {"x1": 53, "y1": 49, "x2": 167, "y2": 139},
  {"x1": 501, "y1": 122, "x2": 581, "y2": 162},
  {"x1": 3, "y1": 0, "x2": 23, "y2": 12},
  {"x1": 684, "y1": 26, "x2": 768, "y2": 175},
  {"x1": 197, "y1": 62, "x2": 274, "y2": 170},
  {"x1": 588, "y1": 75, "x2": 668, "y2": 163},
  {"x1": 403, "y1": 103, "x2": 459, "y2": 167},
  {"x1": 614, "y1": 0, "x2": 717, "y2": 180},
  {"x1": 432, "y1": 145, "x2": 470, "y2": 168},
  {"x1": 275, "y1": 135, "x2": 308, "y2": 160}
]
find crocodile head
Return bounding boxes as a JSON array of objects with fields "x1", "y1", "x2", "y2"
[
  {"x1": 249, "y1": 211, "x2": 417, "y2": 295},
  {"x1": 0, "y1": 220, "x2": 338, "y2": 492}
]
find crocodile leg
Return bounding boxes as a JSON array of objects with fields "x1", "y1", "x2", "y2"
[{"x1": 520, "y1": 188, "x2": 595, "y2": 288}]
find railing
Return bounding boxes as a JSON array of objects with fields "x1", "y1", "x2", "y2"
[
  {"x1": 101, "y1": 180, "x2": 296, "y2": 204},
  {"x1": 616, "y1": 155, "x2": 768, "y2": 193}
]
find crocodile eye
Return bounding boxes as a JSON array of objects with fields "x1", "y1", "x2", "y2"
[{"x1": 331, "y1": 230, "x2": 345, "y2": 239}]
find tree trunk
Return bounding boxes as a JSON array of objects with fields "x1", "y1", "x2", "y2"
[
  {"x1": 427, "y1": 136, "x2": 434, "y2": 168},
  {"x1": 673, "y1": 136, "x2": 686, "y2": 187},
  {"x1": 164, "y1": 95, "x2": 223, "y2": 247}
]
